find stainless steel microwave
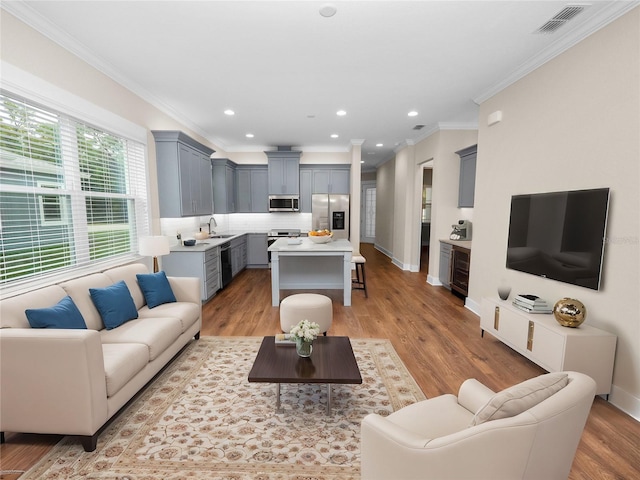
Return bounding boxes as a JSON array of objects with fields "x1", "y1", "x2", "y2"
[{"x1": 269, "y1": 195, "x2": 299, "y2": 212}]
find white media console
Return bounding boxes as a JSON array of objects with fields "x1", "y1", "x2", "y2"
[{"x1": 480, "y1": 298, "x2": 616, "y2": 395}]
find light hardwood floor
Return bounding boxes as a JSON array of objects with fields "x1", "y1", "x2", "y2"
[{"x1": 1, "y1": 243, "x2": 639, "y2": 479}]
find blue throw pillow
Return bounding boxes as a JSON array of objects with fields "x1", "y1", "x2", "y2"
[
  {"x1": 25, "y1": 295, "x2": 87, "y2": 329},
  {"x1": 136, "y1": 271, "x2": 177, "y2": 309},
  {"x1": 89, "y1": 280, "x2": 138, "y2": 330}
]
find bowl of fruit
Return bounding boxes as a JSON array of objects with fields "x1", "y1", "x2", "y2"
[{"x1": 308, "y1": 229, "x2": 333, "y2": 244}]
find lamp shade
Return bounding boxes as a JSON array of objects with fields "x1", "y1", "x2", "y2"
[{"x1": 139, "y1": 236, "x2": 170, "y2": 257}]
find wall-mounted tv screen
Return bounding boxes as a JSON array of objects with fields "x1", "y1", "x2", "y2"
[{"x1": 506, "y1": 188, "x2": 610, "y2": 290}]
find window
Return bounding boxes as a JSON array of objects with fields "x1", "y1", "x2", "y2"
[
  {"x1": 37, "y1": 181, "x2": 68, "y2": 226},
  {"x1": 0, "y1": 91, "x2": 148, "y2": 292}
]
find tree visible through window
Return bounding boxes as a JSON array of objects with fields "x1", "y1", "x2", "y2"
[{"x1": 0, "y1": 91, "x2": 148, "y2": 289}]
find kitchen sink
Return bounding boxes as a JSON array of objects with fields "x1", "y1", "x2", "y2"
[{"x1": 209, "y1": 234, "x2": 234, "y2": 238}]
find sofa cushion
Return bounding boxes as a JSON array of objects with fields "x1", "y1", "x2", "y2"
[
  {"x1": 470, "y1": 372, "x2": 569, "y2": 426},
  {"x1": 60, "y1": 273, "x2": 114, "y2": 330},
  {"x1": 138, "y1": 301, "x2": 200, "y2": 333},
  {"x1": 0, "y1": 285, "x2": 67, "y2": 329},
  {"x1": 103, "y1": 263, "x2": 149, "y2": 310},
  {"x1": 136, "y1": 271, "x2": 177, "y2": 308},
  {"x1": 100, "y1": 316, "x2": 183, "y2": 361},
  {"x1": 25, "y1": 295, "x2": 87, "y2": 330},
  {"x1": 102, "y1": 343, "x2": 149, "y2": 397},
  {"x1": 90, "y1": 281, "x2": 139, "y2": 330}
]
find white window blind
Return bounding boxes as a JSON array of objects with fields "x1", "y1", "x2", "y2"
[{"x1": 0, "y1": 91, "x2": 148, "y2": 292}]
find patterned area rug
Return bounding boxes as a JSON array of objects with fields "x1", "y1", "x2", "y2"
[{"x1": 23, "y1": 336, "x2": 426, "y2": 479}]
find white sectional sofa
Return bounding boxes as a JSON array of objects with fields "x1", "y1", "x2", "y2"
[{"x1": 0, "y1": 263, "x2": 201, "y2": 451}]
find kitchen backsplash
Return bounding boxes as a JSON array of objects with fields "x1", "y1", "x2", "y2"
[{"x1": 160, "y1": 213, "x2": 312, "y2": 243}]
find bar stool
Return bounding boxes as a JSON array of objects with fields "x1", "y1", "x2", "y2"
[
  {"x1": 280, "y1": 293, "x2": 333, "y2": 335},
  {"x1": 352, "y1": 254, "x2": 368, "y2": 298}
]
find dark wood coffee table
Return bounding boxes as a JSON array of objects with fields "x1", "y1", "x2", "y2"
[{"x1": 248, "y1": 336, "x2": 362, "y2": 414}]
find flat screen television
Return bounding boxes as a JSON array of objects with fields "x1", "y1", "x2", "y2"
[{"x1": 506, "y1": 187, "x2": 610, "y2": 290}]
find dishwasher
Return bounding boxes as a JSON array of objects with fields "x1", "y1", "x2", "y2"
[{"x1": 219, "y1": 241, "x2": 232, "y2": 288}]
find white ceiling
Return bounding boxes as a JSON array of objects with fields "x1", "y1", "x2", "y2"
[{"x1": 4, "y1": 1, "x2": 637, "y2": 169}]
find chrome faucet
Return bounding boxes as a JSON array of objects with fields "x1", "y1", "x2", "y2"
[{"x1": 208, "y1": 216, "x2": 217, "y2": 235}]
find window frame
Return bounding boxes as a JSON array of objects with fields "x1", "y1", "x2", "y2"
[{"x1": 0, "y1": 63, "x2": 150, "y2": 298}]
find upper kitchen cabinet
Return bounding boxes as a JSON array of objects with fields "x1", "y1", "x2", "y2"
[
  {"x1": 152, "y1": 131, "x2": 215, "y2": 217},
  {"x1": 236, "y1": 165, "x2": 268, "y2": 213},
  {"x1": 312, "y1": 166, "x2": 350, "y2": 194},
  {"x1": 455, "y1": 144, "x2": 477, "y2": 208},
  {"x1": 212, "y1": 159, "x2": 237, "y2": 214},
  {"x1": 265, "y1": 149, "x2": 301, "y2": 195}
]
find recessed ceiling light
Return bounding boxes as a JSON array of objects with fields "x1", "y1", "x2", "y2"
[
  {"x1": 408, "y1": 111, "x2": 418, "y2": 117},
  {"x1": 376, "y1": 143, "x2": 383, "y2": 147},
  {"x1": 360, "y1": 160, "x2": 365, "y2": 164},
  {"x1": 319, "y1": 3, "x2": 337, "y2": 17},
  {"x1": 224, "y1": 109, "x2": 235, "y2": 116},
  {"x1": 331, "y1": 134, "x2": 339, "y2": 138},
  {"x1": 245, "y1": 133, "x2": 254, "y2": 138},
  {"x1": 336, "y1": 110, "x2": 347, "y2": 116}
]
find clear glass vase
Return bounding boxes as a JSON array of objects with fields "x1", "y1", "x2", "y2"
[{"x1": 295, "y1": 338, "x2": 313, "y2": 357}]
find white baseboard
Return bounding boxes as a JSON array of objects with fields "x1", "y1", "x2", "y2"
[
  {"x1": 427, "y1": 274, "x2": 442, "y2": 286},
  {"x1": 465, "y1": 297, "x2": 481, "y2": 315},
  {"x1": 608, "y1": 384, "x2": 640, "y2": 422},
  {"x1": 374, "y1": 244, "x2": 392, "y2": 259}
]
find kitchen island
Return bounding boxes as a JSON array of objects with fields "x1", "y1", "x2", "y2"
[{"x1": 268, "y1": 237, "x2": 354, "y2": 306}]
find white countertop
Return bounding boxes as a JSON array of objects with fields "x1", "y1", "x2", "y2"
[
  {"x1": 268, "y1": 237, "x2": 353, "y2": 252},
  {"x1": 169, "y1": 232, "x2": 244, "y2": 252},
  {"x1": 440, "y1": 238, "x2": 472, "y2": 249}
]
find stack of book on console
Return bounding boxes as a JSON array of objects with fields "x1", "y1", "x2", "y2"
[{"x1": 512, "y1": 294, "x2": 552, "y2": 314}]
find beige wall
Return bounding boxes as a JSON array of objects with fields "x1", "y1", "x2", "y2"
[
  {"x1": 414, "y1": 130, "x2": 477, "y2": 278},
  {"x1": 374, "y1": 159, "x2": 395, "y2": 255},
  {"x1": 471, "y1": 8, "x2": 640, "y2": 415}
]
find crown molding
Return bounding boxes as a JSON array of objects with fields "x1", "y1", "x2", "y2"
[
  {"x1": 474, "y1": 1, "x2": 640, "y2": 104},
  {"x1": 1, "y1": 1, "x2": 229, "y2": 152}
]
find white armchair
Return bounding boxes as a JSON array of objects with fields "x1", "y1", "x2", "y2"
[{"x1": 361, "y1": 371, "x2": 596, "y2": 480}]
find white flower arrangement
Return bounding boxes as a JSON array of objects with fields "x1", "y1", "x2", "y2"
[{"x1": 289, "y1": 319, "x2": 321, "y2": 343}]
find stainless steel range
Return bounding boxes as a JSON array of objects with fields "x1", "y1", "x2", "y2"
[{"x1": 267, "y1": 229, "x2": 301, "y2": 264}]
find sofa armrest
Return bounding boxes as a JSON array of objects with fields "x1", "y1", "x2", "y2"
[
  {"x1": 457, "y1": 378, "x2": 495, "y2": 413},
  {"x1": 167, "y1": 276, "x2": 201, "y2": 305},
  {"x1": 0, "y1": 328, "x2": 108, "y2": 436}
]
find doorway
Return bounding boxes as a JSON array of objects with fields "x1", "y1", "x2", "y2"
[
  {"x1": 420, "y1": 163, "x2": 433, "y2": 273},
  {"x1": 361, "y1": 181, "x2": 376, "y2": 244}
]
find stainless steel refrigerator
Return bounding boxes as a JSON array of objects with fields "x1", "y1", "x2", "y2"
[{"x1": 311, "y1": 194, "x2": 350, "y2": 240}]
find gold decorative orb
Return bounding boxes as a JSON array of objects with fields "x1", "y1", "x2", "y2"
[{"x1": 553, "y1": 298, "x2": 587, "y2": 327}]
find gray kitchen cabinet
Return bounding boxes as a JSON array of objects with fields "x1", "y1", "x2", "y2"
[
  {"x1": 152, "y1": 130, "x2": 215, "y2": 217},
  {"x1": 265, "y1": 150, "x2": 301, "y2": 194},
  {"x1": 236, "y1": 166, "x2": 268, "y2": 213},
  {"x1": 247, "y1": 233, "x2": 268, "y2": 267},
  {"x1": 312, "y1": 166, "x2": 350, "y2": 194},
  {"x1": 455, "y1": 145, "x2": 477, "y2": 208},
  {"x1": 230, "y1": 235, "x2": 247, "y2": 277},
  {"x1": 162, "y1": 246, "x2": 220, "y2": 302},
  {"x1": 299, "y1": 167, "x2": 313, "y2": 213},
  {"x1": 439, "y1": 241, "x2": 452, "y2": 290},
  {"x1": 212, "y1": 159, "x2": 237, "y2": 214}
]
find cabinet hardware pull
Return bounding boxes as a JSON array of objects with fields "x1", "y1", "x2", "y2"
[
  {"x1": 527, "y1": 320, "x2": 535, "y2": 351},
  {"x1": 494, "y1": 306, "x2": 500, "y2": 330}
]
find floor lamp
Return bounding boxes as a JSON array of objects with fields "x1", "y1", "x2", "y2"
[{"x1": 139, "y1": 236, "x2": 170, "y2": 273}]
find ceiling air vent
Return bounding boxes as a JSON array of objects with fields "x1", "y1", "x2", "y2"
[
  {"x1": 412, "y1": 124, "x2": 425, "y2": 131},
  {"x1": 534, "y1": 4, "x2": 588, "y2": 34}
]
